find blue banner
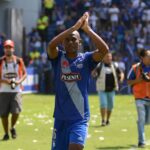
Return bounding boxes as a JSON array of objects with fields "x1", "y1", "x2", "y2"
[{"x1": 22, "y1": 67, "x2": 39, "y2": 94}]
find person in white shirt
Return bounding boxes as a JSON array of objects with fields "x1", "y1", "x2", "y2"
[
  {"x1": 0, "y1": 40, "x2": 27, "y2": 140},
  {"x1": 109, "y1": 4, "x2": 120, "y2": 26}
]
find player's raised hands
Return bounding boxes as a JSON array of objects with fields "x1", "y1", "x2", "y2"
[
  {"x1": 81, "y1": 12, "x2": 90, "y2": 32},
  {"x1": 73, "y1": 12, "x2": 88, "y2": 31}
]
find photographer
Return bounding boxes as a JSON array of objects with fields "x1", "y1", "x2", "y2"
[
  {"x1": 0, "y1": 40, "x2": 27, "y2": 140},
  {"x1": 127, "y1": 49, "x2": 150, "y2": 148}
]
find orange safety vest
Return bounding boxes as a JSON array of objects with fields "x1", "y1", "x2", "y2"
[{"x1": 132, "y1": 63, "x2": 150, "y2": 100}]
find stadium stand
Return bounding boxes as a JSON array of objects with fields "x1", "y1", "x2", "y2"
[{"x1": 27, "y1": 0, "x2": 150, "y2": 94}]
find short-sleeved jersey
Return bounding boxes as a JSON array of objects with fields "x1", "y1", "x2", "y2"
[{"x1": 49, "y1": 50, "x2": 98, "y2": 120}]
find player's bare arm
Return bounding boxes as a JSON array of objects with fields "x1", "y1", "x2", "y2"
[
  {"x1": 81, "y1": 12, "x2": 109, "y2": 62},
  {"x1": 47, "y1": 12, "x2": 88, "y2": 59}
]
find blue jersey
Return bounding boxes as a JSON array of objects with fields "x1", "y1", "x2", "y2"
[{"x1": 49, "y1": 50, "x2": 97, "y2": 120}]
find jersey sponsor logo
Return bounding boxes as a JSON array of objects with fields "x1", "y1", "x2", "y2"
[
  {"x1": 4, "y1": 72, "x2": 17, "y2": 79},
  {"x1": 61, "y1": 73, "x2": 81, "y2": 82}
]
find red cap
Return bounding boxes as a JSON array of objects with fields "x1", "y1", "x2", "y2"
[{"x1": 4, "y1": 40, "x2": 14, "y2": 48}]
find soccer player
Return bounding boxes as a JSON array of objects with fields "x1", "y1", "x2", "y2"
[{"x1": 47, "y1": 12, "x2": 109, "y2": 150}]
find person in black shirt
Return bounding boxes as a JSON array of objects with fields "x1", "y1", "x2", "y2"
[{"x1": 92, "y1": 52, "x2": 124, "y2": 126}]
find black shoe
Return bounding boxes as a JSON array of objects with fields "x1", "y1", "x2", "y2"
[
  {"x1": 101, "y1": 120, "x2": 106, "y2": 126},
  {"x1": 10, "y1": 128, "x2": 17, "y2": 139},
  {"x1": 138, "y1": 143, "x2": 145, "y2": 148},
  {"x1": 2, "y1": 134, "x2": 9, "y2": 141},
  {"x1": 106, "y1": 120, "x2": 110, "y2": 125}
]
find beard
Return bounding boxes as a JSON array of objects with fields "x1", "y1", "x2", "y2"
[{"x1": 5, "y1": 51, "x2": 13, "y2": 57}]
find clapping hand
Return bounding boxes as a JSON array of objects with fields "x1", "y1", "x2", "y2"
[
  {"x1": 81, "y1": 12, "x2": 91, "y2": 32},
  {"x1": 73, "y1": 12, "x2": 89, "y2": 31}
]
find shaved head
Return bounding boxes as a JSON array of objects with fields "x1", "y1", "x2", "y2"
[{"x1": 70, "y1": 31, "x2": 81, "y2": 40}]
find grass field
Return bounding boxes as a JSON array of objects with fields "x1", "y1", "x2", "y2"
[{"x1": 0, "y1": 94, "x2": 150, "y2": 150}]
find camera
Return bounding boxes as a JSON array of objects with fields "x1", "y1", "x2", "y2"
[
  {"x1": 10, "y1": 78, "x2": 16, "y2": 89},
  {"x1": 142, "y1": 72, "x2": 150, "y2": 82}
]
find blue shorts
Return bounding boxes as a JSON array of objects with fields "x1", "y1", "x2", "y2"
[{"x1": 51, "y1": 119, "x2": 88, "y2": 150}]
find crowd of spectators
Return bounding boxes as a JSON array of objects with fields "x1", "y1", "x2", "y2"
[{"x1": 26, "y1": 0, "x2": 150, "y2": 93}]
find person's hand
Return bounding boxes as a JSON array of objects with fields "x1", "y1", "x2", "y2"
[
  {"x1": 142, "y1": 72, "x2": 150, "y2": 82},
  {"x1": 119, "y1": 78, "x2": 124, "y2": 83},
  {"x1": 14, "y1": 80, "x2": 21, "y2": 86},
  {"x1": 6, "y1": 79, "x2": 11, "y2": 85},
  {"x1": 73, "y1": 12, "x2": 88, "y2": 31},
  {"x1": 81, "y1": 12, "x2": 91, "y2": 32}
]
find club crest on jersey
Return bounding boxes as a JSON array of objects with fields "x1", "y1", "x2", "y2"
[
  {"x1": 61, "y1": 60, "x2": 69, "y2": 68},
  {"x1": 61, "y1": 73, "x2": 81, "y2": 82}
]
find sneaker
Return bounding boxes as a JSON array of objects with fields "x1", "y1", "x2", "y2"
[
  {"x1": 101, "y1": 120, "x2": 106, "y2": 126},
  {"x1": 10, "y1": 128, "x2": 17, "y2": 139},
  {"x1": 138, "y1": 143, "x2": 145, "y2": 148},
  {"x1": 2, "y1": 134, "x2": 9, "y2": 141},
  {"x1": 106, "y1": 120, "x2": 110, "y2": 125}
]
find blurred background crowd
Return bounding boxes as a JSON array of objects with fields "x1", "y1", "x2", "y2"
[{"x1": 1, "y1": 0, "x2": 150, "y2": 93}]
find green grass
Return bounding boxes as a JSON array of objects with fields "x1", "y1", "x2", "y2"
[{"x1": 0, "y1": 94, "x2": 150, "y2": 150}]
